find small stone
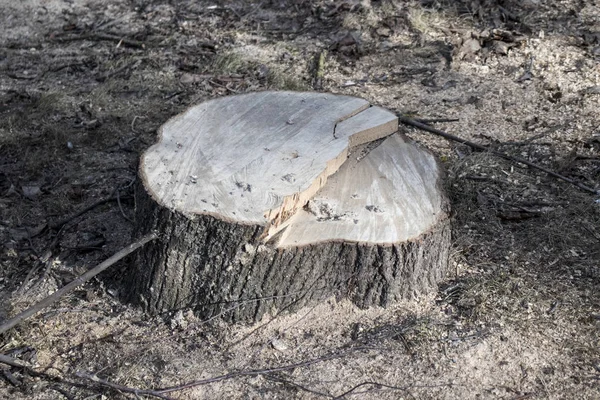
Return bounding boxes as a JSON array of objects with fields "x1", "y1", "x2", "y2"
[
  {"x1": 463, "y1": 38, "x2": 481, "y2": 54},
  {"x1": 376, "y1": 27, "x2": 391, "y2": 37},
  {"x1": 271, "y1": 338, "x2": 288, "y2": 352}
]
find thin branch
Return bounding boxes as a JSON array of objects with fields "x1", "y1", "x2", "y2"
[
  {"x1": 414, "y1": 118, "x2": 460, "y2": 124},
  {"x1": 332, "y1": 381, "x2": 453, "y2": 399},
  {"x1": 54, "y1": 346, "x2": 374, "y2": 398},
  {"x1": 0, "y1": 354, "x2": 27, "y2": 369},
  {"x1": 0, "y1": 233, "x2": 157, "y2": 335},
  {"x1": 48, "y1": 189, "x2": 117, "y2": 231},
  {"x1": 155, "y1": 346, "x2": 373, "y2": 394},
  {"x1": 116, "y1": 189, "x2": 133, "y2": 223},
  {"x1": 75, "y1": 372, "x2": 175, "y2": 400},
  {"x1": 0, "y1": 354, "x2": 155, "y2": 399},
  {"x1": 131, "y1": 115, "x2": 144, "y2": 134},
  {"x1": 265, "y1": 374, "x2": 333, "y2": 398},
  {"x1": 333, "y1": 381, "x2": 413, "y2": 399},
  {"x1": 0, "y1": 355, "x2": 89, "y2": 392},
  {"x1": 397, "y1": 115, "x2": 600, "y2": 195},
  {"x1": 54, "y1": 32, "x2": 146, "y2": 49}
]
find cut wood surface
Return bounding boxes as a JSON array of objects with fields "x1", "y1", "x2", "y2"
[
  {"x1": 129, "y1": 91, "x2": 450, "y2": 322},
  {"x1": 277, "y1": 133, "x2": 444, "y2": 247},
  {"x1": 141, "y1": 91, "x2": 397, "y2": 234}
]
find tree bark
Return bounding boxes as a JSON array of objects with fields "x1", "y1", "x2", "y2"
[{"x1": 126, "y1": 92, "x2": 451, "y2": 322}]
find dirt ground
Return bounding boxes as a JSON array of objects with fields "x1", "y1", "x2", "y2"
[{"x1": 0, "y1": 0, "x2": 599, "y2": 399}]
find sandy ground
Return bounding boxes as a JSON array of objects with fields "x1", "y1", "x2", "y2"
[{"x1": 0, "y1": 0, "x2": 599, "y2": 399}]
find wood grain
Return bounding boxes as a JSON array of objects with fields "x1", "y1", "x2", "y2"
[
  {"x1": 140, "y1": 91, "x2": 397, "y2": 229},
  {"x1": 276, "y1": 133, "x2": 444, "y2": 247}
]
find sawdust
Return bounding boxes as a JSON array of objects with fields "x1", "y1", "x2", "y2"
[{"x1": 0, "y1": 0, "x2": 598, "y2": 399}]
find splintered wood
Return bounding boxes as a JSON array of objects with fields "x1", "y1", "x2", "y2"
[{"x1": 130, "y1": 91, "x2": 450, "y2": 322}]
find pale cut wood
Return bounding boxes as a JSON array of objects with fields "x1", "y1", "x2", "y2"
[
  {"x1": 128, "y1": 91, "x2": 450, "y2": 323},
  {"x1": 276, "y1": 133, "x2": 444, "y2": 247},
  {"x1": 141, "y1": 92, "x2": 397, "y2": 233}
]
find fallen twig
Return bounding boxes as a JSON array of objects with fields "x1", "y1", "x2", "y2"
[
  {"x1": 55, "y1": 32, "x2": 146, "y2": 49},
  {"x1": 38, "y1": 345, "x2": 451, "y2": 399},
  {"x1": 333, "y1": 381, "x2": 412, "y2": 399},
  {"x1": 75, "y1": 372, "x2": 175, "y2": 400},
  {"x1": 0, "y1": 354, "x2": 121, "y2": 399},
  {"x1": 414, "y1": 118, "x2": 460, "y2": 124},
  {"x1": 264, "y1": 374, "x2": 332, "y2": 398},
  {"x1": 0, "y1": 232, "x2": 157, "y2": 335},
  {"x1": 155, "y1": 346, "x2": 372, "y2": 394},
  {"x1": 116, "y1": 189, "x2": 133, "y2": 223},
  {"x1": 54, "y1": 346, "x2": 373, "y2": 398},
  {"x1": 47, "y1": 184, "x2": 134, "y2": 233},
  {"x1": 0, "y1": 354, "x2": 27, "y2": 369},
  {"x1": 332, "y1": 381, "x2": 453, "y2": 399},
  {"x1": 0, "y1": 355, "x2": 84, "y2": 389},
  {"x1": 131, "y1": 115, "x2": 144, "y2": 134},
  {"x1": 48, "y1": 189, "x2": 118, "y2": 231},
  {"x1": 397, "y1": 115, "x2": 600, "y2": 195}
]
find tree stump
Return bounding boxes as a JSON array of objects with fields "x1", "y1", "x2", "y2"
[{"x1": 128, "y1": 91, "x2": 450, "y2": 322}]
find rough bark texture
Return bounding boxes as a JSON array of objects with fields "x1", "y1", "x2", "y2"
[
  {"x1": 126, "y1": 92, "x2": 451, "y2": 323},
  {"x1": 128, "y1": 183, "x2": 451, "y2": 323}
]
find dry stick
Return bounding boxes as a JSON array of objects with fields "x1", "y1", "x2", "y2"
[
  {"x1": 264, "y1": 374, "x2": 333, "y2": 398},
  {"x1": 155, "y1": 346, "x2": 373, "y2": 394},
  {"x1": 333, "y1": 381, "x2": 413, "y2": 399},
  {"x1": 0, "y1": 355, "x2": 93, "y2": 391},
  {"x1": 67, "y1": 347, "x2": 365, "y2": 398},
  {"x1": 414, "y1": 118, "x2": 460, "y2": 124},
  {"x1": 332, "y1": 381, "x2": 454, "y2": 399},
  {"x1": 48, "y1": 189, "x2": 117, "y2": 231},
  {"x1": 0, "y1": 355, "x2": 133, "y2": 400},
  {"x1": 75, "y1": 372, "x2": 175, "y2": 400},
  {"x1": 55, "y1": 33, "x2": 145, "y2": 49},
  {"x1": 0, "y1": 233, "x2": 157, "y2": 335},
  {"x1": 116, "y1": 189, "x2": 133, "y2": 223},
  {"x1": 0, "y1": 354, "x2": 27, "y2": 369},
  {"x1": 397, "y1": 115, "x2": 600, "y2": 195}
]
